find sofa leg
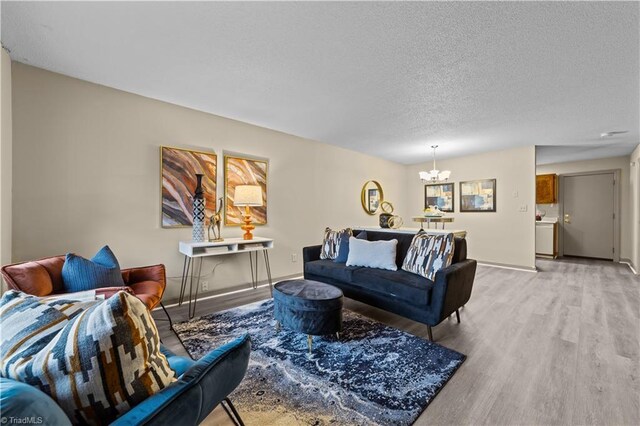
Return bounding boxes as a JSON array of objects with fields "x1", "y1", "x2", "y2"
[
  {"x1": 427, "y1": 326, "x2": 433, "y2": 342},
  {"x1": 455, "y1": 309, "x2": 461, "y2": 324},
  {"x1": 222, "y1": 398, "x2": 245, "y2": 426}
]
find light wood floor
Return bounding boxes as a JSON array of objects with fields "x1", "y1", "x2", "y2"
[{"x1": 154, "y1": 258, "x2": 640, "y2": 425}]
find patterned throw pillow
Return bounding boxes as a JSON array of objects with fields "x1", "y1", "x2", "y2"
[
  {"x1": 62, "y1": 245, "x2": 126, "y2": 292},
  {"x1": 320, "y1": 227, "x2": 353, "y2": 260},
  {"x1": 0, "y1": 290, "x2": 176, "y2": 425},
  {"x1": 402, "y1": 232, "x2": 456, "y2": 280}
]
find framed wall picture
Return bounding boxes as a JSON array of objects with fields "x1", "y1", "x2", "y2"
[
  {"x1": 368, "y1": 188, "x2": 380, "y2": 213},
  {"x1": 224, "y1": 154, "x2": 268, "y2": 226},
  {"x1": 424, "y1": 183, "x2": 455, "y2": 212},
  {"x1": 161, "y1": 146, "x2": 217, "y2": 227},
  {"x1": 460, "y1": 179, "x2": 497, "y2": 212}
]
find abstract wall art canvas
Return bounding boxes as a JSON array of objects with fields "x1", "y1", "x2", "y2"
[
  {"x1": 224, "y1": 154, "x2": 268, "y2": 226},
  {"x1": 425, "y1": 183, "x2": 455, "y2": 212},
  {"x1": 161, "y1": 146, "x2": 217, "y2": 227},
  {"x1": 460, "y1": 179, "x2": 496, "y2": 212}
]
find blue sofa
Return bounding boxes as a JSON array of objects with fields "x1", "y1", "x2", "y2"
[
  {"x1": 0, "y1": 335, "x2": 251, "y2": 426},
  {"x1": 303, "y1": 229, "x2": 477, "y2": 340}
]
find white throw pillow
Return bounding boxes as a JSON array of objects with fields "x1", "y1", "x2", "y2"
[{"x1": 346, "y1": 237, "x2": 398, "y2": 271}]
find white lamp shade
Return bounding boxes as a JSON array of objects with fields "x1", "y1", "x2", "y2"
[
  {"x1": 438, "y1": 170, "x2": 451, "y2": 181},
  {"x1": 418, "y1": 171, "x2": 431, "y2": 181},
  {"x1": 234, "y1": 185, "x2": 263, "y2": 207}
]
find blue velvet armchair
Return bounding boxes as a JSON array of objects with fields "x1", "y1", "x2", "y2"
[{"x1": 0, "y1": 335, "x2": 251, "y2": 426}]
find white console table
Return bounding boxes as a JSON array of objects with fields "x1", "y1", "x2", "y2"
[{"x1": 178, "y1": 237, "x2": 274, "y2": 319}]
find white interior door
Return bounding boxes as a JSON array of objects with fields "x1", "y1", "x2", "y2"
[{"x1": 563, "y1": 173, "x2": 615, "y2": 260}]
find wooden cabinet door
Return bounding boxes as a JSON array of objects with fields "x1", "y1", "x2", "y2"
[{"x1": 536, "y1": 174, "x2": 557, "y2": 204}]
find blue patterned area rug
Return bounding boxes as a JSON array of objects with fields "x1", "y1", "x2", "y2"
[{"x1": 173, "y1": 299, "x2": 465, "y2": 425}]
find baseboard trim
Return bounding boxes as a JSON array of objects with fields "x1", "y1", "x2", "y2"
[
  {"x1": 477, "y1": 261, "x2": 537, "y2": 273},
  {"x1": 619, "y1": 259, "x2": 638, "y2": 275},
  {"x1": 156, "y1": 273, "x2": 302, "y2": 310}
]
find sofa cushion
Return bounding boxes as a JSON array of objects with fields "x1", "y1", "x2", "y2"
[
  {"x1": 0, "y1": 290, "x2": 176, "y2": 425},
  {"x1": 0, "y1": 378, "x2": 71, "y2": 426},
  {"x1": 346, "y1": 237, "x2": 398, "y2": 271},
  {"x1": 62, "y1": 245, "x2": 126, "y2": 292},
  {"x1": 320, "y1": 227, "x2": 353, "y2": 260},
  {"x1": 351, "y1": 267, "x2": 433, "y2": 306},
  {"x1": 402, "y1": 232, "x2": 456, "y2": 280},
  {"x1": 305, "y1": 260, "x2": 361, "y2": 282},
  {"x1": 452, "y1": 237, "x2": 467, "y2": 263}
]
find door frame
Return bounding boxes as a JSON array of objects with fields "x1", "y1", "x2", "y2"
[{"x1": 558, "y1": 169, "x2": 620, "y2": 262}]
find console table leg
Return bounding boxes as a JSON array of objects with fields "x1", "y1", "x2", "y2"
[
  {"x1": 263, "y1": 250, "x2": 273, "y2": 297},
  {"x1": 178, "y1": 256, "x2": 189, "y2": 306},
  {"x1": 249, "y1": 252, "x2": 259, "y2": 289},
  {"x1": 254, "y1": 251, "x2": 259, "y2": 289},
  {"x1": 188, "y1": 259, "x2": 194, "y2": 317},
  {"x1": 189, "y1": 257, "x2": 203, "y2": 320},
  {"x1": 427, "y1": 326, "x2": 433, "y2": 341},
  {"x1": 455, "y1": 309, "x2": 461, "y2": 323}
]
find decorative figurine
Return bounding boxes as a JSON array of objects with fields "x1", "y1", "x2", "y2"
[{"x1": 208, "y1": 197, "x2": 224, "y2": 242}]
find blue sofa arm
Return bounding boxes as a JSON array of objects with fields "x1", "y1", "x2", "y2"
[
  {"x1": 111, "y1": 334, "x2": 251, "y2": 426},
  {"x1": 429, "y1": 259, "x2": 477, "y2": 324},
  {"x1": 303, "y1": 245, "x2": 322, "y2": 263}
]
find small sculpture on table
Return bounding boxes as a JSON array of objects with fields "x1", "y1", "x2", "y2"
[
  {"x1": 379, "y1": 201, "x2": 403, "y2": 229},
  {"x1": 208, "y1": 197, "x2": 224, "y2": 242}
]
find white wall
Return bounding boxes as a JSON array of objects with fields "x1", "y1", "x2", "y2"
[
  {"x1": 631, "y1": 144, "x2": 640, "y2": 272},
  {"x1": 0, "y1": 49, "x2": 12, "y2": 273},
  {"x1": 536, "y1": 156, "x2": 632, "y2": 261},
  {"x1": 406, "y1": 146, "x2": 537, "y2": 270},
  {"x1": 11, "y1": 63, "x2": 408, "y2": 300}
]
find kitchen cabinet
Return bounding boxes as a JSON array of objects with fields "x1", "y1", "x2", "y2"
[
  {"x1": 535, "y1": 221, "x2": 558, "y2": 258},
  {"x1": 536, "y1": 174, "x2": 558, "y2": 204}
]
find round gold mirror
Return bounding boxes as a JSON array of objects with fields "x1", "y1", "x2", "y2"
[{"x1": 361, "y1": 180, "x2": 384, "y2": 215}]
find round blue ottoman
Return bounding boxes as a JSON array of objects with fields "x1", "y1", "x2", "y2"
[{"x1": 273, "y1": 279, "x2": 343, "y2": 353}]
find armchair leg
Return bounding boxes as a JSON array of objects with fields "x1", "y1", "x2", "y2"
[
  {"x1": 221, "y1": 398, "x2": 245, "y2": 426},
  {"x1": 158, "y1": 302, "x2": 173, "y2": 328},
  {"x1": 455, "y1": 309, "x2": 461, "y2": 324},
  {"x1": 156, "y1": 302, "x2": 194, "y2": 360},
  {"x1": 427, "y1": 326, "x2": 433, "y2": 342}
]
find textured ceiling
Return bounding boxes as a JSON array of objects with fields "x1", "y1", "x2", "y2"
[{"x1": 2, "y1": 1, "x2": 638, "y2": 165}]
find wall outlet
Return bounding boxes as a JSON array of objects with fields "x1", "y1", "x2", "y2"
[
  {"x1": 291, "y1": 253, "x2": 298, "y2": 263},
  {"x1": 201, "y1": 281, "x2": 209, "y2": 291},
  {"x1": 519, "y1": 204, "x2": 528, "y2": 212},
  {"x1": 513, "y1": 190, "x2": 519, "y2": 198}
]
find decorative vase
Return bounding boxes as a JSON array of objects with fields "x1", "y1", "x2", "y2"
[
  {"x1": 379, "y1": 213, "x2": 393, "y2": 228},
  {"x1": 192, "y1": 174, "x2": 206, "y2": 242}
]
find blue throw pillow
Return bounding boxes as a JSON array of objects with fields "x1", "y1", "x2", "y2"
[
  {"x1": 62, "y1": 245, "x2": 125, "y2": 292},
  {"x1": 334, "y1": 231, "x2": 368, "y2": 263}
]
